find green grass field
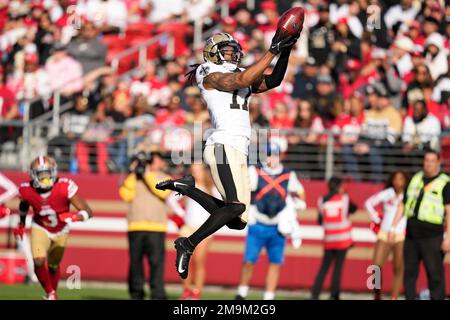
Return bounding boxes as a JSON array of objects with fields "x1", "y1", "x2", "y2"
[
  {"x1": 0, "y1": 282, "x2": 313, "y2": 300},
  {"x1": 0, "y1": 282, "x2": 373, "y2": 300},
  {"x1": 0, "y1": 283, "x2": 129, "y2": 300}
]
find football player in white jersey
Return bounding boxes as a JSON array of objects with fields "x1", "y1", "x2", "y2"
[{"x1": 156, "y1": 29, "x2": 299, "y2": 279}]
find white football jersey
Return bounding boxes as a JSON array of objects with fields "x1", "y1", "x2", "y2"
[{"x1": 196, "y1": 62, "x2": 252, "y2": 156}]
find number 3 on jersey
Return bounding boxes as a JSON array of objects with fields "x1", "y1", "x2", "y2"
[
  {"x1": 230, "y1": 88, "x2": 251, "y2": 111},
  {"x1": 39, "y1": 206, "x2": 58, "y2": 227}
]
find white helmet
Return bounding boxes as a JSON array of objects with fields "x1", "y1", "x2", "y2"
[{"x1": 30, "y1": 156, "x2": 58, "y2": 190}]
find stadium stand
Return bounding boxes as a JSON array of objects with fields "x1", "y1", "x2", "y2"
[{"x1": 0, "y1": 0, "x2": 449, "y2": 181}]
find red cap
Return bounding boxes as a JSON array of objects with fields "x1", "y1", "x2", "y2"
[
  {"x1": 261, "y1": 1, "x2": 277, "y2": 12},
  {"x1": 223, "y1": 16, "x2": 237, "y2": 26},
  {"x1": 409, "y1": 20, "x2": 421, "y2": 30},
  {"x1": 345, "y1": 59, "x2": 361, "y2": 71},
  {"x1": 25, "y1": 53, "x2": 38, "y2": 64},
  {"x1": 31, "y1": 1, "x2": 45, "y2": 10},
  {"x1": 429, "y1": 2, "x2": 441, "y2": 12},
  {"x1": 337, "y1": 17, "x2": 348, "y2": 25}
]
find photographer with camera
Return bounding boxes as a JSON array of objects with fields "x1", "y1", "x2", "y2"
[{"x1": 119, "y1": 149, "x2": 185, "y2": 300}]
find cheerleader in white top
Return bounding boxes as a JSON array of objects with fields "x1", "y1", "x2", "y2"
[{"x1": 364, "y1": 170, "x2": 408, "y2": 300}]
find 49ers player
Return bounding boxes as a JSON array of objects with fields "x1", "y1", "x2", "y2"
[{"x1": 14, "y1": 156, "x2": 92, "y2": 300}]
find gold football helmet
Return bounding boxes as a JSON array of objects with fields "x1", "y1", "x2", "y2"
[{"x1": 203, "y1": 32, "x2": 243, "y2": 65}]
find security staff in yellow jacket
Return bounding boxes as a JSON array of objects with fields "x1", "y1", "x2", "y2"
[
  {"x1": 391, "y1": 149, "x2": 450, "y2": 300},
  {"x1": 119, "y1": 150, "x2": 184, "y2": 300}
]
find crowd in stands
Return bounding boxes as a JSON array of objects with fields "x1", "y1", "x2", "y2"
[{"x1": 0, "y1": 0, "x2": 449, "y2": 180}]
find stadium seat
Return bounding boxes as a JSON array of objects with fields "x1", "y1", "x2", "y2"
[
  {"x1": 125, "y1": 22, "x2": 154, "y2": 39},
  {"x1": 101, "y1": 34, "x2": 122, "y2": 48},
  {"x1": 147, "y1": 42, "x2": 160, "y2": 60}
]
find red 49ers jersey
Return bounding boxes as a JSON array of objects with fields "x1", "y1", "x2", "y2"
[{"x1": 19, "y1": 178, "x2": 78, "y2": 233}]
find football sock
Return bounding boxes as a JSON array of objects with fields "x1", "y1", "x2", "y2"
[
  {"x1": 49, "y1": 267, "x2": 61, "y2": 291},
  {"x1": 263, "y1": 291, "x2": 275, "y2": 300},
  {"x1": 237, "y1": 285, "x2": 249, "y2": 298},
  {"x1": 181, "y1": 186, "x2": 225, "y2": 214},
  {"x1": 188, "y1": 202, "x2": 245, "y2": 247},
  {"x1": 34, "y1": 264, "x2": 54, "y2": 294}
]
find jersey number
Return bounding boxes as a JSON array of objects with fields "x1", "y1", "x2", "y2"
[
  {"x1": 230, "y1": 89, "x2": 251, "y2": 111},
  {"x1": 39, "y1": 207, "x2": 58, "y2": 228}
]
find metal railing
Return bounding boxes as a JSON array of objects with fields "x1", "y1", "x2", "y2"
[{"x1": 1, "y1": 121, "x2": 448, "y2": 181}]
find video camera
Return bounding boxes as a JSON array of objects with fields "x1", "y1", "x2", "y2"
[{"x1": 131, "y1": 151, "x2": 152, "y2": 179}]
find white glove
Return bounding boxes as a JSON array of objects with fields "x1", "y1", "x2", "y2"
[
  {"x1": 277, "y1": 207, "x2": 293, "y2": 236},
  {"x1": 372, "y1": 216, "x2": 382, "y2": 225},
  {"x1": 292, "y1": 198, "x2": 307, "y2": 211},
  {"x1": 290, "y1": 221, "x2": 302, "y2": 249},
  {"x1": 247, "y1": 205, "x2": 258, "y2": 225},
  {"x1": 292, "y1": 237, "x2": 302, "y2": 249}
]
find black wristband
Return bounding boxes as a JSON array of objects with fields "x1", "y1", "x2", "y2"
[
  {"x1": 18, "y1": 211, "x2": 27, "y2": 225},
  {"x1": 18, "y1": 201, "x2": 29, "y2": 225},
  {"x1": 264, "y1": 49, "x2": 291, "y2": 89}
]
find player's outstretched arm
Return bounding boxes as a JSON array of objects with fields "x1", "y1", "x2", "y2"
[
  {"x1": 203, "y1": 30, "x2": 298, "y2": 92},
  {"x1": 251, "y1": 47, "x2": 292, "y2": 93},
  {"x1": 203, "y1": 51, "x2": 276, "y2": 91},
  {"x1": 70, "y1": 194, "x2": 93, "y2": 221}
]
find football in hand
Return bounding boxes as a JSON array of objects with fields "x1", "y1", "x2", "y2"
[{"x1": 277, "y1": 6, "x2": 305, "y2": 37}]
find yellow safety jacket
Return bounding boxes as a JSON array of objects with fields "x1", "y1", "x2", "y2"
[
  {"x1": 404, "y1": 171, "x2": 450, "y2": 225},
  {"x1": 119, "y1": 172, "x2": 172, "y2": 232},
  {"x1": 119, "y1": 172, "x2": 171, "y2": 202}
]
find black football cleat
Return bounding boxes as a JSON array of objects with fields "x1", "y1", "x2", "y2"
[
  {"x1": 226, "y1": 217, "x2": 247, "y2": 230},
  {"x1": 174, "y1": 237, "x2": 193, "y2": 280},
  {"x1": 155, "y1": 175, "x2": 195, "y2": 195}
]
